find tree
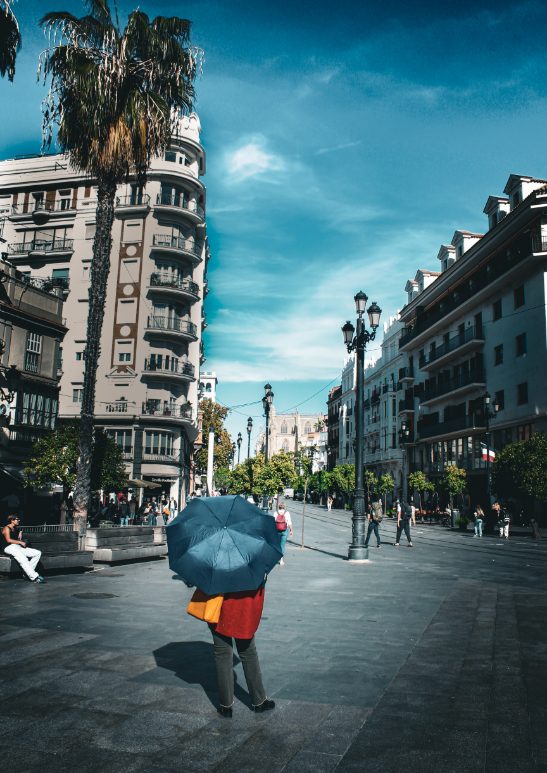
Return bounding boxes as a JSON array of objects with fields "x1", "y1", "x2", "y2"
[
  {"x1": 331, "y1": 464, "x2": 355, "y2": 507},
  {"x1": 256, "y1": 451, "x2": 296, "y2": 497},
  {"x1": 39, "y1": 0, "x2": 199, "y2": 530},
  {"x1": 377, "y1": 473, "x2": 394, "y2": 513},
  {"x1": 364, "y1": 470, "x2": 378, "y2": 507},
  {"x1": 492, "y1": 434, "x2": 547, "y2": 503},
  {"x1": 23, "y1": 423, "x2": 127, "y2": 493},
  {"x1": 0, "y1": 1, "x2": 20, "y2": 81},
  {"x1": 408, "y1": 471, "x2": 435, "y2": 513},
  {"x1": 195, "y1": 399, "x2": 233, "y2": 474},
  {"x1": 441, "y1": 466, "x2": 467, "y2": 510}
]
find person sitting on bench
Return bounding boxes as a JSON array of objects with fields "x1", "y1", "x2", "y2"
[{"x1": 1, "y1": 514, "x2": 45, "y2": 583}]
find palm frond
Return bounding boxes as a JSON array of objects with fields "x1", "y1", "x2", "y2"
[{"x1": 0, "y1": 1, "x2": 21, "y2": 81}]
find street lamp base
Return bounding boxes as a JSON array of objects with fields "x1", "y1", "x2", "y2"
[{"x1": 347, "y1": 545, "x2": 369, "y2": 561}]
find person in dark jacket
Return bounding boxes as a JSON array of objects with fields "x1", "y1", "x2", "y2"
[
  {"x1": 395, "y1": 501, "x2": 413, "y2": 547},
  {"x1": 207, "y1": 585, "x2": 275, "y2": 718}
]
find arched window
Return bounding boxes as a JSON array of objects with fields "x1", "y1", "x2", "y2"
[
  {"x1": 205, "y1": 383, "x2": 211, "y2": 392},
  {"x1": 281, "y1": 422, "x2": 287, "y2": 434},
  {"x1": 282, "y1": 439, "x2": 289, "y2": 451},
  {"x1": 304, "y1": 422, "x2": 312, "y2": 434}
]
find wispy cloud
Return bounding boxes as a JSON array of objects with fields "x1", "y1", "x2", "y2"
[
  {"x1": 315, "y1": 140, "x2": 362, "y2": 156},
  {"x1": 225, "y1": 135, "x2": 285, "y2": 183}
]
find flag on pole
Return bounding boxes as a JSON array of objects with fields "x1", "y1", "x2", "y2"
[{"x1": 480, "y1": 442, "x2": 495, "y2": 462}]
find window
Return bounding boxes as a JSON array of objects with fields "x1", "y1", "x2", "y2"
[
  {"x1": 75, "y1": 352, "x2": 83, "y2": 361},
  {"x1": 24, "y1": 332, "x2": 42, "y2": 373},
  {"x1": 517, "y1": 382, "x2": 528, "y2": 405},
  {"x1": 517, "y1": 424, "x2": 532, "y2": 441},
  {"x1": 106, "y1": 429, "x2": 132, "y2": 453},
  {"x1": 494, "y1": 390, "x2": 505, "y2": 411},
  {"x1": 118, "y1": 352, "x2": 131, "y2": 362},
  {"x1": 494, "y1": 344, "x2": 503, "y2": 366},
  {"x1": 85, "y1": 224, "x2": 96, "y2": 240},
  {"x1": 492, "y1": 299, "x2": 502, "y2": 321},
  {"x1": 52, "y1": 267, "x2": 69, "y2": 289},
  {"x1": 280, "y1": 422, "x2": 288, "y2": 434},
  {"x1": 73, "y1": 388, "x2": 83, "y2": 403},
  {"x1": 58, "y1": 189, "x2": 72, "y2": 210},
  {"x1": 164, "y1": 150, "x2": 177, "y2": 162},
  {"x1": 515, "y1": 333, "x2": 527, "y2": 357},
  {"x1": 17, "y1": 391, "x2": 57, "y2": 428},
  {"x1": 144, "y1": 431, "x2": 174, "y2": 455},
  {"x1": 514, "y1": 285, "x2": 525, "y2": 309},
  {"x1": 304, "y1": 422, "x2": 312, "y2": 434}
]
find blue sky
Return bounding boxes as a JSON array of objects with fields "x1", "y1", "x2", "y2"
[{"x1": 2, "y1": 0, "x2": 547, "y2": 445}]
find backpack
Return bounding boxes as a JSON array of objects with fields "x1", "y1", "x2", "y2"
[
  {"x1": 275, "y1": 512, "x2": 288, "y2": 532},
  {"x1": 403, "y1": 503, "x2": 412, "y2": 519}
]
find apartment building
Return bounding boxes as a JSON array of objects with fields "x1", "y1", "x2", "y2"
[
  {"x1": 398, "y1": 173, "x2": 547, "y2": 506},
  {"x1": 0, "y1": 256, "x2": 66, "y2": 494},
  {"x1": 326, "y1": 384, "x2": 341, "y2": 470},
  {"x1": 337, "y1": 356, "x2": 356, "y2": 465},
  {"x1": 362, "y1": 315, "x2": 405, "y2": 490},
  {"x1": 0, "y1": 113, "x2": 209, "y2": 506}
]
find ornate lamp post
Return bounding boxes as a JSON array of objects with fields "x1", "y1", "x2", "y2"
[
  {"x1": 246, "y1": 416, "x2": 253, "y2": 498},
  {"x1": 261, "y1": 383, "x2": 274, "y2": 511},
  {"x1": 237, "y1": 432, "x2": 242, "y2": 464},
  {"x1": 231, "y1": 441, "x2": 236, "y2": 471},
  {"x1": 483, "y1": 392, "x2": 500, "y2": 506},
  {"x1": 342, "y1": 292, "x2": 381, "y2": 561}
]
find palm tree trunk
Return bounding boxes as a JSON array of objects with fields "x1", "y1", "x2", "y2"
[{"x1": 73, "y1": 179, "x2": 117, "y2": 535}]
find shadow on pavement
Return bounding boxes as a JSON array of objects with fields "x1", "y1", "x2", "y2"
[
  {"x1": 287, "y1": 540, "x2": 347, "y2": 560},
  {"x1": 153, "y1": 640, "x2": 252, "y2": 708}
]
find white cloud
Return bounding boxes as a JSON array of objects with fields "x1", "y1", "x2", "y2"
[{"x1": 225, "y1": 136, "x2": 285, "y2": 183}]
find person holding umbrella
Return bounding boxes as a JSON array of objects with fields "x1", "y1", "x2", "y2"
[{"x1": 167, "y1": 495, "x2": 281, "y2": 718}]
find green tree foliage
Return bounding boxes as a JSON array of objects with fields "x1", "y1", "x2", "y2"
[
  {"x1": 256, "y1": 451, "x2": 297, "y2": 496},
  {"x1": 331, "y1": 464, "x2": 355, "y2": 502},
  {"x1": 23, "y1": 423, "x2": 127, "y2": 492},
  {"x1": 408, "y1": 471, "x2": 435, "y2": 511},
  {"x1": 0, "y1": 0, "x2": 20, "y2": 81},
  {"x1": 441, "y1": 466, "x2": 467, "y2": 508},
  {"x1": 39, "y1": 0, "x2": 199, "y2": 522},
  {"x1": 195, "y1": 399, "x2": 233, "y2": 474},
  {"x1": 377, "y1": 473, "x2": 395, "y2": 512},
  {"x1": 492, "y1": 434, "x2": 547, "y2": 502},
  {"x1": 364, "y1": 470, "x2": 378, "y2": 504}
]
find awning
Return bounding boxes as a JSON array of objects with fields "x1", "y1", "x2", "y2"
[{"x1": 128, "y1": 478, "x2": 162, "y2": 489}]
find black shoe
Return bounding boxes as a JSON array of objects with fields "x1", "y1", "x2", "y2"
[
  {"x1": 252, "y1": 699, "x2": 275, "y2": 713},
  {"x1": 33, "y1": 576, "x2": 46, "y2": 583},
  {"x1": 217, "y1": 705, "x2": 232, "y2": 718}
]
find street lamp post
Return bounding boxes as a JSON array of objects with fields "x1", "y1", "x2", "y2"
[
  {"x1": 399, "y1": 419, "x2": 411, "y2": 502},
  {"x1": 231, "y1": 441, "x2": 236, "y2": 471},
  {"x1": 484, "y1": 392, "x2": 500, "y2": 507},
  {"x1": 237, "y1": 432, "x2": 242, "y2": 464},
  {"x1": 247, "y1": 416, "x2": 253, "y2": 498},
  {"x1": 262, "y1": 383, "x2": 274, "y2": 511},
  {"x1": 342, "y1": 292, "x2": 382, "y2": 561}
]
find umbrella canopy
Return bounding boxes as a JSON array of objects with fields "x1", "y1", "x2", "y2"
[{"x1": 167, "y1": 495, "x2": 283, "y2": 595}]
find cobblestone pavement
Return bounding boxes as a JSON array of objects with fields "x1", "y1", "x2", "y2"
[{"x1": 1, "y1": 502, "x2": 546, "y2": 772}]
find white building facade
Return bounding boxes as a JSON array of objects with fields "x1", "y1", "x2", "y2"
[{"x1": 0, "y1": 114, "x2": 210, "y2": 507}]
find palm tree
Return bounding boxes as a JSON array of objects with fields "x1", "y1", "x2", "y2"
[
  {"x1": 39, "y1": 0, "x2": 199, "y2": 530},
  {"x1": 0, "y1": 0, "x2": 21, "y2": 80}
]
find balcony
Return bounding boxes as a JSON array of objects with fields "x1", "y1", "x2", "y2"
[
  {"x1": 151, "y1": 234, "x2": 202, "y2": 263},
  {"x1": 115, "y1": 194, "x2": 151, "y2": 216},
  {"x1": 141, "y1": 402, "x2": 193, "y2": 422},
  {"x1": 421, "y1": 369, "x2": 486, "y2": 406},
  {"x1": 142, "y1": 451, "x2": 179, "y2": 464},
  {"x1": 398, "y1": 366, "x2": 415, "y2": 384},
  {"x1": 155, "y1": 193, "x2": 205, "y2": 223},
  {"x1": 104, "y1": 401, "x2": 131, "y2": 414},
  {"x1": 398, "y1": 397, "x2": 415, "y2": 414},
  {"x1": 8, "y1": 239, "x2": 74, "y2": 259},
  {"x1": 143, "y1": 359, "x2": 195, "y2": 381},
  {"x1": 382, "y1": 383, "x2": 395, "y2": 394},
  {"x1": 419, "y1": 325, "x2": 485, "y2": 371},
  {"x1": 10, "y1": 200, "x2": 77, "y2": 222},
  {"x1": 417, "y1": 413, "x2": 485, "y2": 441},
  {"x1": 148, "y1": 273, "x2": 199, "y2": 302},
  {"x1": 145, "y1": 316, "x2": 198, "y2": 341},
  {"x1": 370, "y1": 391, "x2": 380, "y2": 405}
]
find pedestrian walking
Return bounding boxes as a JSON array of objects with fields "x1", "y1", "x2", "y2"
[
  {"x1": 364, "y1": 501, "x2": 382, "y2": 548},
  {"x1": 498, "y1": 508, "x2": 511, "y2": 539},
  {"x1": 473, "y1": 505, "x2": 484, "y2": 537},
  {"x1": 395, "y1": 501, "x2": 413, "y2": 547},
  {"x1": 410, "y1": 503, "x2": 417, "y2": 527},
  {"x1": 327, "y1": 495, "x2": 333, "y2": 512},
  {"x1": 274, "y1": 502, "x2": 293, "y2": 566},
  {"x1": 119, "y1": 496, "x2": 130, "y2": 526},
  {"x1": 1, "y1": 514, "x2": 45, "y2": 583}
]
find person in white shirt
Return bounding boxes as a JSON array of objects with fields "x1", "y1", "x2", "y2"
[{"x1": 274, "y1": 502, "x2": 293, "y2": 566}]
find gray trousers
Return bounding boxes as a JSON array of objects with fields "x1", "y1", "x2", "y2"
[{"x1": 211, "y1": 630, "x2": 267, "y2": 708}]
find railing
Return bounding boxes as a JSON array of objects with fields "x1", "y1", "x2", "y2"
[
  {"x1": 20, "y1": 275, "x2": 70, "y2": 293},
  {"x1": 23, "y1": 524, "x2": 75, "y2": 533},
  {"x1": 532, "y1": 234, "x2": 547, "y2": 252},
  {"x1": 146, "y1": 316, "x2": 197, "y2": 337},
  {"x1": 156, "y1": 194, "x2": 204, "y2": 219},
  {"x1": 422, "y1": 369, "x2": 486, "y2": 403},
  {"x1": 115, "y1": 194, "x2": 150, "y2": 208},
  {"x1": 399, "y1": 398, "x2": 414, "y2": 412},
  {"x1": 142, "y1": 451, "x2": 178, "y2": 462},
  {"x1": 141, "y1": 403, "x2": 193, "y2": 420},
  {"x1": 417, "y1": 413, "x2": 481, "y2": 439},
  {"x1": 104, "y1": 401, "x2": 130, "y2": 413},
  {"x1": 11, "y1": 201, "x2": 75, "y2": 215},
  {"x1": 398, "y1": 366, "x2": 414, "y2": 380},
  {"x1": 420, "y1": 325, "x2": 484, "y2": 367},
  {"x1": 370, "y1": 391, "x2": 380, "y2": 404},
  {"x1": 8, "y1": 239, "x2": 74, "y2": 254},
  {"x1": 152, "y1": 234, "x2": 202, "y2": 258},
  {"x1": 149, "y1": 273, "x2": 199, "y2": 296},
  {"x1": 143, "y1": 359, "x2": 195, "y2": 378}
]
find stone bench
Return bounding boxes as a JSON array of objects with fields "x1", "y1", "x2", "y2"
[
  {"x1": 0, "y1": 531, "x2": 94, "y2": 576},
  {"x1": 85, "y1": 526, "x2": 167, "y2": 564}
]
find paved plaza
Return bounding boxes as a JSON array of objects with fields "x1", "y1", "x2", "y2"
[{"x1": 1, "y1": 503, "x2": 546, "y2": 772}]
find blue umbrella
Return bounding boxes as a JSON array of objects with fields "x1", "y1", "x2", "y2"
[{"x1": 167, "y1": 495, "x2": 283, "y2": 595}]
